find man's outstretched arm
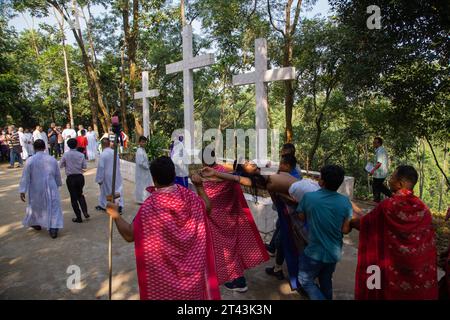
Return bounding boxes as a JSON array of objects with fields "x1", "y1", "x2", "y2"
[{"x1": 106, "y1": 203, "x2": 134, "y2": 242}]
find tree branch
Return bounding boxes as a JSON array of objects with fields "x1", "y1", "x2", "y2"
[
  {"x1": 425, "y1": 135, "x2": 450, "y2": 190},
  {"x1": 267, "y1": 0, "x2": 285, "y2": 37},
  {"x1": 291, "y1": 0, "x2": 303, "y2": 34}
]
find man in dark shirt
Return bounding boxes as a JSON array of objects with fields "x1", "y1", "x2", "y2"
[
  {"x1": 60, "y1": 138, "x2": 89, "y2": 223},
  {"x1": 47, "y1": 123, "x2": 59, "y2": 159}
]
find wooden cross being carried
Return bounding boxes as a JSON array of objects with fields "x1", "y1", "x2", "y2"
[
  {"x1": 166, "y1": 24, "x2": 215, "y2": 154},
  {"x1": 233, "y1": 38, "x2": 296, "y2": 161},
  {"x1": 134, "y1": 71, "x2": 160, "y2": 138}
]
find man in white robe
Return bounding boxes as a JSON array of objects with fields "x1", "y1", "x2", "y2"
[
  {"x1": 32, "y1": 126, "x2": 41, "y2": 142},
  {"x1": 19, "y1": 139, "x2": 63, "y2": 239},
  {"x1": 86, "y1": 126, "x2": 98, "y2": 161},
  {"x1": 171, "y1": 135, "x2": 189, "y2": 188},
  {"x1": 20, "y1": 128, "x2": 33, "y2": 160},
  {"x1": 39, "y1": 126, "x2": 49, "y2": 153},
  {"x1": 95, "y1": 138, "x2": 124, "y2": 212},
  {"x1": 62, "y1": 123, "x2": 77, "y2": 153},
  {"x1": 135, "y1": 136, "x2": 153, "y2": 204}
]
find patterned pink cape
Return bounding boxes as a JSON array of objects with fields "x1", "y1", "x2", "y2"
[
  {"x1": 133, "y1": 185, "x2": 220, "y2": 300},
  {"x1": 203, "y1": 165, "x2": 269, "y2": 284}
]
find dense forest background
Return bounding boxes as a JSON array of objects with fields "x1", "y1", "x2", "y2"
[{"x1": 1, "y1": 0, "x2": 449, "y2": 210}]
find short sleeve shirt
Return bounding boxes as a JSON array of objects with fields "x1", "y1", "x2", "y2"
[
  {"x1": 297, "y1": 189, "x2": 353, "y2": 263},
  {"x1": 374, "y1": 146, "x2": 389, "y2": 179}
]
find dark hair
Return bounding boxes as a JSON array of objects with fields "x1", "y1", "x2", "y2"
[
  {"x1": 150, "y1": 156, "x2": 175, "y2": 186},
  {"x1": 282, "y1": 143, "x2": 296, "y2": 155},
  {"x1": 280, "y1": 153, "x2": 297, "y2": 169},
  {"x1": 81, "y1": 129, "x2": 86, "y2": 136},
  {"x1": 33, "y1": 139, "x2": 46, "y2": 151},
  {"x1": 101, "y1": 137, "x2": 110, "y2": 147},
  {"x1": 138, "y1": 136, "x2": 148, "y2": 143},
  {"x1": 233, "y1": 161, "x2": 267, "y2": 202},
  {"x1": 200, "y1": 147, "x2": 216, "y2": 166},
  {"x1": 67, "y1": 138, "x2": 77, "y2": 149},
  {"x1": 374, "y1": 137, "x2": 383, "y2": 145},
  {"x1": 320, "y1": 165, "x2": 345, "y2": 191},
  {"x1": 395, "y1": 165, "x2": 418, "y2": 186}
]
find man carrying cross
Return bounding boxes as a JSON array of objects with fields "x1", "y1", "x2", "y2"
[{"x1": 105, "y1": 156, "x2": 220, "y2": 300}]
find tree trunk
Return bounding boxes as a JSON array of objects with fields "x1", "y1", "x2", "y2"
[
  {"x1": 418, "y1": 139, "x2": 425, "y2": 198},
  {"x1": 54, "y1": 9, "x2": 75, "y2": 128},
  {"x1": 283, "y1": 34, "x2": 294, "y2": 143},
  {"x1": 268, "y1": 0, "x2": 303, "y2": 143},
  {"x1": 49, "y1": 1, "x2": 110, "y2": 133},
  {"x1": 438, "y1": 141, "x2": 448, "y2": 211},
  {"x1": 181, "y1": 0, "x2": 186, "y2": 26},
  {"x1": 120, "y1": 45, "x2": 129, "y2": 134},
  {"x1": 123, "y1": 0, "x2": 141, "y2": 138},
  {"x1": 308, "y1": 112, "x2": 323, "y2": 167}
]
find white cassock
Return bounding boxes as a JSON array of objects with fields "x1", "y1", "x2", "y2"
[
  {"x1": 32, "y1": 130, "x2": 41, "y2": 142},
  {"x1": 40, "y1": 131, "x2": 49, "y2": 153},
  {"x1": 171, "y1": 140, "x2": 189, "y2": 178},
  {"x1": 62, "y1": 128, "x2": 77, "y2": 153},
  {"x1": 95, "y1": 148, "x2": 124, "y2": 208},
  {"x1": 18, "y1": 131, "x2": 25, "y2": 159},
  {"x1": 86, "y1": 131, "x2": 98, "y2": 161},
  {"x1": 20, "y1": 133, "x2": 33, "y2": 159},
  {"x1": 19, "y1": 151, "x2": 64, "y2": 230},
  {"x1": 135, "y1": 147, "x2": 153, "y2": 204}
]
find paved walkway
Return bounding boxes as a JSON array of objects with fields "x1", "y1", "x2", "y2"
[{"x1": 0, "y1": 162, "x2": 361, "y2": 300}]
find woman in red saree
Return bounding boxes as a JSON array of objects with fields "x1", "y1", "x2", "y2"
[{"x1": 351, "y1": 165, "x2": 438, "y2": 300}]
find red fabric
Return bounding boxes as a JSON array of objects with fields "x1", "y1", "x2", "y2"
[
  {"x1": 355, "y1": 189, "x2": 438, "y2": 300},
  {"x1": 133, "y1": 184, "x2": 220, "y2": 300},
  {"x1": 203, "y1": 165, "x2": 269, "y2": 284},
  {"x1": 76, "y1": 136, "x2": 88, "y2": 148}
]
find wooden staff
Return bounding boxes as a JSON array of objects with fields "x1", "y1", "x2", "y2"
[{"x1": 108, "y1": 126, "x2": 120, "y2": 300}]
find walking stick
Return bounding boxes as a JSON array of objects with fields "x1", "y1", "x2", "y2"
[{"x1": 108, "y1": 116, "x2": 121, "y2": 300}]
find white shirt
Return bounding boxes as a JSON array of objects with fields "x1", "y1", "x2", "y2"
[{"x1": 289, "y1": 178, "x2": 320, "y2": 203}]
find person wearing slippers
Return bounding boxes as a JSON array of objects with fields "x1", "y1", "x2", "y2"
[
  {"x1": 60, "y1": 138, "x2": 90, "y2": 223},
  {"x1": 19, "y1": 139, "x2": 63, "y2": 239}
]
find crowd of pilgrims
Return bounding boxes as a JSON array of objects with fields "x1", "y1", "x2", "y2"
[{"x1": 3, "y1": 124, "x2": 449, "y2": 300}]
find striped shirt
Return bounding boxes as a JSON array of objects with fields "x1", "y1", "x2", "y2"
[{"x1": 6, "y1": 131, "x2": 21, "y2": 148}]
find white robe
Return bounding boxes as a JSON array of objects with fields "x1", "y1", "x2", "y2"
[
  {"x1": 62, "y1": 128, "x2": 77, "y2": 153},
  {"x1": 20, "y1": 133, "x2": 34, "y2": 159},
  {"x1": 95, "y1": 148, "x2": 124, "y2": 208},
  {"x1": 40, "y1": 131, "x2": 49, "y2": 153},
  {"x1": 171, "y1": 140, "x2": 189, "y2": 178},
  {"x1": 18, "y1": 131, "x2": 25, "y2": 159},
  {"x1": 86, "y1": 131, "x2": 98, "y2": 161},
  {"x1": 32, "y1": 130, "x2": 41, "y2": 142},
  {"x1": 135, "y1": 147, "x2": 153, "y2": 204},
  {"x1": 19, "y1": 151, "x2": 64, "y2": 230}
]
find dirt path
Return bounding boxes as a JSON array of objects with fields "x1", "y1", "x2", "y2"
[{"x1": 0, "y1": 162, "x2": 360, "y2": 300}]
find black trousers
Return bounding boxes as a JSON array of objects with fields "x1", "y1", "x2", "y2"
[
  {"x1": 66, "y1": 174, "x2": 88, "y2": 219},
  {"x1": 49, "y1": 142, "x2": 59, "y2": 158},
  {"x1": 372, "y1": 177, "x2": 392, "y2": 202}
]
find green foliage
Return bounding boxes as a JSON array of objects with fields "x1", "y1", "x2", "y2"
[
  {"x1": 144, "y1": 132, "x2": 170, "y2": 161},
  {"x1": 2, "y1": 0, "x2": 448, "y2": 210}
]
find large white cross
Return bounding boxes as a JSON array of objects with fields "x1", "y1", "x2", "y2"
[
  {"x1": 166, "y1": 24, "x2": 215, "y2": 154},
  {"x1": 134, "y1": 71, "x2": 159, "y2": 138},
  {"x1": 233, "y1": 38, "x2": 296, "y2": 161}
]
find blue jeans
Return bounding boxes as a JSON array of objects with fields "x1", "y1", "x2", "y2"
[
  {"x1": 175, "y1": 176, "x2": 189, "y2": 188},
  {"x1": 298, "y1": 252, "x2": 336, "y2": 300},
  {"x1": 9, "y1": 148, "x2": 23, "y2": 166}
]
